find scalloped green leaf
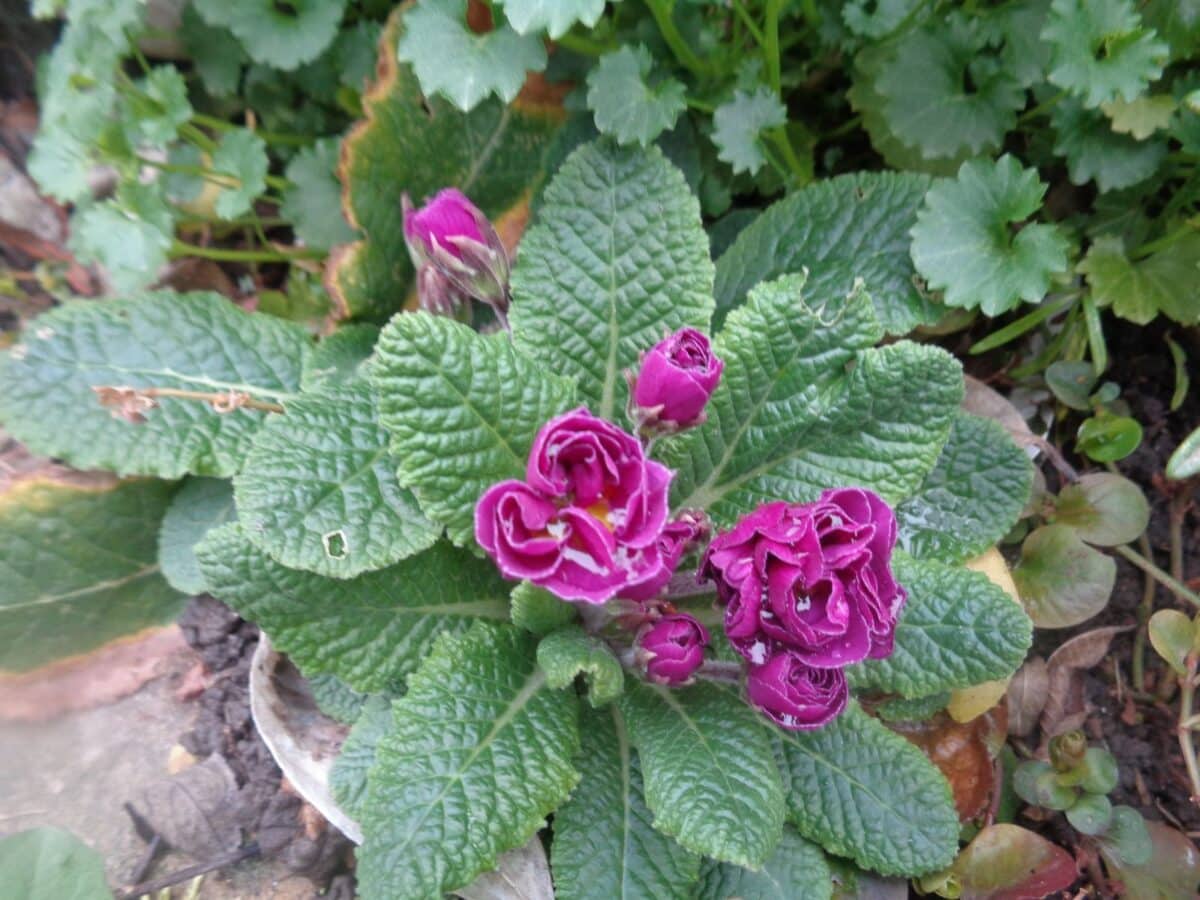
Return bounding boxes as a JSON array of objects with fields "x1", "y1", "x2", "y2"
[
  {"x1": 537, "y1": 625, "x2": 624, "y2": 706},
  {"x1": 665, "y1": 275, "x2": 961, "y2": 526},
  {"x1": 1052, "y1": 98, "x2": 1167, "y2": 193},
  {"x1": 586, "y1": 47, "x2": 687, "y2": 147},
  {"x1": 620, "y1": 680, "x2": 785, "y2": 868},
  {"x1": 774, "y1": 702, "x2": 959, "y2": 877},
  {"x1": 69, "y1": 183, "x2": 175, "y2": 294},
  {"x1": 357, "y1": 623, "x2": 580, "y2": 899},
  {"x1": 696, "y1": 827, "x2": 833, "y2": 900},
  {"x1": 211, "y1": 129, "x2": 269, "y2": 220},
  {"x1": 330, "y1": 7, "x2": 562, "y2": 321},
  {"x1": 896, "y1": 412, "x2": 1033, "y2": 564},
  {"x1": 0, "y1": 292, "x2": 311, "y2": 478},
  {"x1": 158, "y1": 477, "x2": 236, "y2": 595},
  {"x1": 713, "y1": 171, "x2": 940, "y2": 334},
  {"x1": 509, "y1": 140, "x2": 714, "y2": 421},
  {"x1": 848, "y1": 553, "x2": 1033, "y2": 697},
  {"x1": 370, "y1": 312, "x2": 576, "y2": 546},
  {"x1": 0, "y1": 472, "x2": 182, "y2": 672},
  {"x1": 234, "y1": 381, "x2": 439, "y2": 579},
  {"x1": 282, "y1": 138, "x2": 358, "y2": 251},
  {"x1": 711, "y1": 88, "x2": 788, "y2": 176},
  {"x1": 196, "y1": 524, "x2": 510, "y2": 692},
  {"x1": 552, "y1": 705, "x2": 701, "y2": 900},
  {"x1": 498, "y1": 0, "x2": 607, "y2": 38},
  {"x1": 1079, "y1": 234, "x2": 1200, "y2": 325},
  {"x1": 226, "y1": 0, "x2": 347, "y2": 71}
]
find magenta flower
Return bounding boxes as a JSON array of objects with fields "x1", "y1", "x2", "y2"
[
  {"x1": 746, "y1": 651, "x2": 848, "y2": 730},
  {"x1": 638, "y1": 614, "x2": 710, "y2": 685},
  {"x1": 475, "y1": 408, "x2": 674, "y2": 604},
  {"x1": 621, "y1": 509, "x2": 709, "y2": 602},
  {"x1": 631, "y1": 328, "x2": 723, "y2": 430},
  {"x1": 403, "y1": 188, "x2": 485, "y2": 260}
]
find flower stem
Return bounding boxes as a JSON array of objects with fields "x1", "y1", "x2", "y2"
[
  {"x1": 1178, "y1": 655, "x2": 1200, "y2": 806},
  {"x1": 763, "y1": 0, "x2": 783, "y2": 93},
  {"x1": 1132, "y1": 533, "x2": 1158, "y2": 693},
  {"x1": 644, "y1": 0, "x2": 714, "y2": 78},
  {"x1": 169, "y1": 240, "x2": 323, "y2": 264},
  {"x1": 1116, "y1": 544, "x2": 1200, "y2": 609}
]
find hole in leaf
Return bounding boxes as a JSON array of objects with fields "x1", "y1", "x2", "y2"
[
  {"x1": 323, "y1": 529, "x2": 349, "y2": 559},
  {"x1": 272, "y1": 0, "x2": 300, "y2": 18}
]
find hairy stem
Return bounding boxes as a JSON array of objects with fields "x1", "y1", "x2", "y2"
[
  {"x1": 1179, "y1": 656, "x2": 1200, "y2": 806},
  {"x1": 1132, "y1": 534, "x2": 1158, "y2": 693},
  {"x1": 1116, "y1": 544, "x2": 1200, "y2": 609}
]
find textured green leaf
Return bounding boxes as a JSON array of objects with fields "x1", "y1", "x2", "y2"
[
  {"x1": 330, "y1": 8, "x2": 562, "y2": 320},
  {"x1": 1052, "y1": 98, "x2": 1167, "y2": 193},
  {"x1": 282, "y1": 138, "x2": 358, "y2": 251},
  {"x1": 371, "y1": 312, "x2": 576, "y2": 546},
  {"x1": 330, "y1": 693, "x2": 393, "y2": 819},
  {"x1": 0, "y1": 827, "x2": 112, "y2": 900},
  {"x1": 0, "y1": 472, "x2": 182, "y2": 672},
  {"x1": 711, "y1": 88, "x2": 788, "y2": 176},
  {"x1": 910, "y1": 155, "x2": 1070, "y2": 316},
  {"x1": 357, "y1": 623, "x2": 580, "y2": 899},
  {"x1": 586, "y1": 46, "x2": 686, "y2": 147},
  {"x1": 226, "y1": 0, "x2": 347, "y2": 71},
  {"x1": 1042, "y1": 0, "x2": 1168, "y2": 108},
  {"x1": 309, "y1": 673, "x2": 371, "y2": 724},
  {"x1": 301, "y1": 325, "x2": 379, "y2": 392},
  {"x1": 552, "y1": 705, "x2": 701, "y2": 900},
  {"x1": 129, "y1": 67, "x2": 192, "y2": 146},
  {"x1": 211, "y1": 129, "x2": 269, "y2": 220},
  {"x1": 398, "y1": 0, "x2": 547, "y2": 111},
  {"x1": 620, "y1": 680, "x2": 785, "y2": 868},
  {"x1": 713, "y1": 171, "x2": 940, "y2": 334},
  {"x1": 235, "y1": 381, "x2": 438, "y2": 579},
  {"x1": 511, "y1": 581, "x2": 578, "y2": 634},
  {"x1": 875, "y1": 691, "x2": 951, "y2": 723},
  {"x1": 498, "y1": 0, "x2": 607, "y2": 37},
  {"x1": 774, "y1": 702, "x2": 959, "y2": 877},
  {"x1": 0, "y1": 292, "x2": 311, "y2": 478},
  {"x1": 537, "y1": 625, "x2": 624, "y2": 706},
  {"x1": 509, "y1": 140, "x2": 714, "y2": 421},
  {"x1": 1079, "y1": 234, "x2": 1200, "y2": 325},
  {"x1": 849, "y1": 553, "x2": 1033, "y2": 698},
  {"x1": 666, "y1": 275, "x2": 961, "y2": 525},
  {"x1": 158, "y1": 477, "x2": 236, "y2": 595},
  {"x1": 896, "y1": 412, "x2": 1033, "y2": 564},
  {"x1": 197, "y1": 524, "x2": 510, "y2": 692},
  {"x1": 696, "y1": 828, "x2": 832, "y2": 900},
  {"x1": 70, "y1": 183, "x2": 174, "y2": 293}
]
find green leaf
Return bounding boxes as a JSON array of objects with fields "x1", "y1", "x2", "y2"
[
  {"x1": 282, "y1": 138, "x2": 358, "y2": 251},
  {"x1": 0, "y1": 828, "x2": 112, "y2": 900},
  {"x1": 398, "y1": 0, "x2": 547, "y2": 111},
  {"x1": 330, "y1": 8, "x2": 562, "y2": 321},
  {"x1": 585, "y1": 46, "x2": 686, "y2": 147},
  {"x1": 130, "y1": 67, "x2": 192, "y2": 145},
  {"x1": 1077, "y1": 412, "x2": 1143, "y2": 462},
  {"x1": 842, "y1": 0, "x2": 921, "y2": 39},
  {"x1": 552, "y1": 705, "x2": 701, "y2": 900},
  {"x1": 1012, "y1": 524, "x2": 1116, "y2": 628},
  {"x1": 910, "y1": 155, "x2": 1070, "y2": 315},
  {"x1": 211, "y1": 129, "x2": 268, "y2": 220},
  {"x1": 1079, "y1": 234, "x2": 1200, "y2": 325},
  {"x1": 309, "y1": 673, "x2": 371, "y2": 724},
  {"x1": 330, "y1": 693, "x2": 393, "y2": 819},
  {"x1": 1147, "y1": 610, "x2": 1195, "y2": 676},
  {"x1": 301, "y1": 325, "x2": 379, "y2": 392},
  {"x1": 711, "y1": 88, "x2": 788, "y2": 176},
  {"x1": 696, "y1": 827, "x2": 833, "y2": 900},
  {"x1": 498, "y1": 0, "x2": 607, "y2": 37},
  {"x1": 713, "y1": 171, "x2": 941, "y2": 334},
  {"x1": 226, "y1": 0, "x2": 347, "y2": 71},
  {"x1": 849, "y1": 553, "x2": 1033, "y2": 698},
  {"x1": 875, "y1": 691, "x2": 951, "y2": 722},
  {"x1": 665, "y1": 275, "x2": 961, "y2": 526},
  {"x1": 234, "y1": 381, "x2": 439, "y2": 579},
  {"x1": 1052, "y1": 98, "x2": 1167, "y2": 192},
  {"x1": 511, "y1": 581, "x2": 578, "y2": 634},
  {"x1": 158, "y1": 477, "x2": 236, "y2": 595},
  {"x1": 509, "y1": 140, "x2": 713, "y2": 421},
  {"x1": 181, "y1": 7, "x2": 246, "y2": 97},
  {"x1": 1052, "y1": 472, "x2": 1149, "y2": 546},
  {"x1": 1102, "y1": 95, "x2": 1177, "y2": 138},
  {"x1": 0, "y1": 472, "x2": 182, "y2": 672},
  {"x1": 197, "y1": 524, "x2": 510, "y2": 692},
  {"x1": 774, "y1": 702, "x2": 959, "y2": 877},
  {"x1": 357, "y1": 622, "x2": 580, "y2": 898},
  {"x1": 0, "y1": 292, "x2": 311, "y2": 478},
  {"x1": 537, "y1": 625, "x2": 624, "y2": 706},
  {"x1": 70, "y1": 183, "x2": 175, "y2": 293},
  {"x1": 1168, "y1": 424, "x2": 1200, "y2": 480},
  {"x1": 370, "y1": 312, "x2": 576, "y2": 546},
  {"x1": 620, "y1": 680, "x2": 785, "y2": 868},
  {"x1": 896, "y1": 412, "x2": 1033, "y2": 564},
  {"x1": 1042, "y1": 0, "x2": 1168, "y2": 109},
  {"x1": 1046, "y1": 360, "x2": 1099, "y2": 410}
]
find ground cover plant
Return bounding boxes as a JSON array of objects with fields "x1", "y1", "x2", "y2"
[{"x1": 2, "y1": 0, "x2": 1199, "y2": 898}]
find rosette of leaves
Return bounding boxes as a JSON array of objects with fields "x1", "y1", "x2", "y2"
[{"x1": 1, "y1": 140, "x2": 1034, "y2": 897}]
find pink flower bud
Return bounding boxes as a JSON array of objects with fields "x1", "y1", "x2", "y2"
[
  {"x1": 637, "y1": 614, "x2": 709, "y2": 685},
  {"x1": 631, "y1": 328, "x2": 723, "y2": 431},
  {"x1": 746, "y1": 650, "x2": 848, "y2": 730},
  {"x1": 403, "y1": 188, "x2": 486, "y2": 260}
]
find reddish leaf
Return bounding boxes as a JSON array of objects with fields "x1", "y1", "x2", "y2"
[
  {"x1": 1102, "y1": 821, "x2": 1200, "y2": 899},
  {"x1": 893, "y1": 709, "x2": 1006, "y2": 821},
  {"x1": 953, "y1": 824, "x2": 1077, "y2": 899}
]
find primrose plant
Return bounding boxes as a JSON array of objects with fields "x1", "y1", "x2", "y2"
[{"x1": 1, "y1": 139, "x2": 1036, "y2": 899}]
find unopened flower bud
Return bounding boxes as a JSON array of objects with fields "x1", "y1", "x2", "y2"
[
  {"x1": 636, "y1": 613, "x2": 709, "y2": 685},
  {"x1": 1049, "y1": 730, "x2": 1088, "y2": 773},
  {"x1": 629, "y1": 328, "x2": 723, "y2": 434}
]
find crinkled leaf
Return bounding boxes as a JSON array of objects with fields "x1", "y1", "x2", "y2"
[
  {"x1": 0, "y1": 472, "x2": 182, "y2": 672},
  {"x1": 510, "y1": 140, "x2": 713, "y2": 421},
  {"x1": 896, "y1": 412, "x2": 1033, "y2": 564},
  {"x1": 226, "y1": 0, "x2": 347, "y2": 71},
  {"x1": 711, "y1": 88, "x2": 788, "y2": 176},
  {"x1": 282, "y1": 138, "x2": 358, "y2": 250},
  {"x1": 696, "y1": 827, "x2": 833, "y2": 900},
  {"x1": 552, "y1": 705, "x2": 701, "y2": 900},
  {"x1": 301, "y1": 325, "x2": 379, "y2": 392},
  {"x1": 235, "y1": 381, "x2": 438, "y2": 579},
  {"x1": 0, "y1": 827, "x2": 112, "y2": 900},
  {"x1": 849, "y1": 553, "x2": 1033, "y2": 698},
  {"x1": 665, "y1": 275, "x2": 961, "y2": 526},
  {"x1": 370, "y1": 312, "x2": 576, "y2": 546},
  {"x1": 1079, "y1": 234, "x2": 1200, "y2": 325},
  {"x1": 713, "y1": 171, "x2": 940, "y2": 333},
  {"x1": 1012, "y1": 524, "x2": 1117, "y2": 628},
  {"x1": 158, "y1": 477, "x2": 236, "y2": 595},
  {"x1": 211, "y1": 129, "x2": 268, "y2": 220},
  {"x1": 537, "y1": 625, "x2": 623, "y2": 706},
  {"x1": 70, "y1": 183, "x2": 175, "y2": 293},
  {"x1": 398, "y1": 0, "x2": 547, "y2": 111},
  {"x1": 1102, "y1": 95, "x2": 1177, "y2": 138},
  {"x1": 1052, "y1": 98, "x2": 1167, "y2": 192},
  {"x1": 910, "y1": 155, "x2": 1070, "y2": 315},
  {"x1": 876, "y1": 691, "x2": 951, "y2": 723},
  {"x1": 0, "y1": 292, "x2": 311, "y2": 478},
  {"x1": 330, "y1": 8, "x2": 562, "y2": 321},
  {"x1": 774, "y1": 702, "x2": 959, "y2": 877},
  {"x1": 498, "y1": 0, "x2": 607, "y2": 38},
  {"x1": 619, "y1": 680, "x2": 785, "y2": 868},
  {"x1": 1052, "y1": 472, "x2": 1150, "y2": 546},
  {"x1": 330, "y1": 693, "x2": 392, "y2": 819},
  {"x1": 357, "y1": 623, "x2": 580, "y2": 898},
  {"x1": 181, "y1": 6, "x2": 245, "y2": 97},
  {"x1": 511, "y1": 582, "x2": 578, "y2": 635},
  {"x1": 1042, "y1": 0, "x2": 1168, "y2": 108},
  {"x1": 585, "y1": 46, "x2": 686, "y2": 147},
  {"x1": 309, "y1": 673, "x2": 371, "y2": 724},
  {"x1": 130, "y1": 67, "x2": 192, "y2": 146},
  {"x1": 197, "y1": 524, "x2": 510, "y2": 692}
]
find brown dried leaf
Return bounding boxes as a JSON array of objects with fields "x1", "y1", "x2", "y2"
[
  {"x1": 1006, "y1": 657, "x2": 1049, "y2": 737},
  {"x1": 1040, "y1": 625, "x2": 1132, "y2": 737},
  {"x1": 892, "y1": 709, "x2": 1006, "y2": 822},
  {"x1": 135, "y1": 753, "x2": 243, "y2": 858},
  {"x1": 962, "y1": 376, "x2": 1037, "y2": 448}
]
